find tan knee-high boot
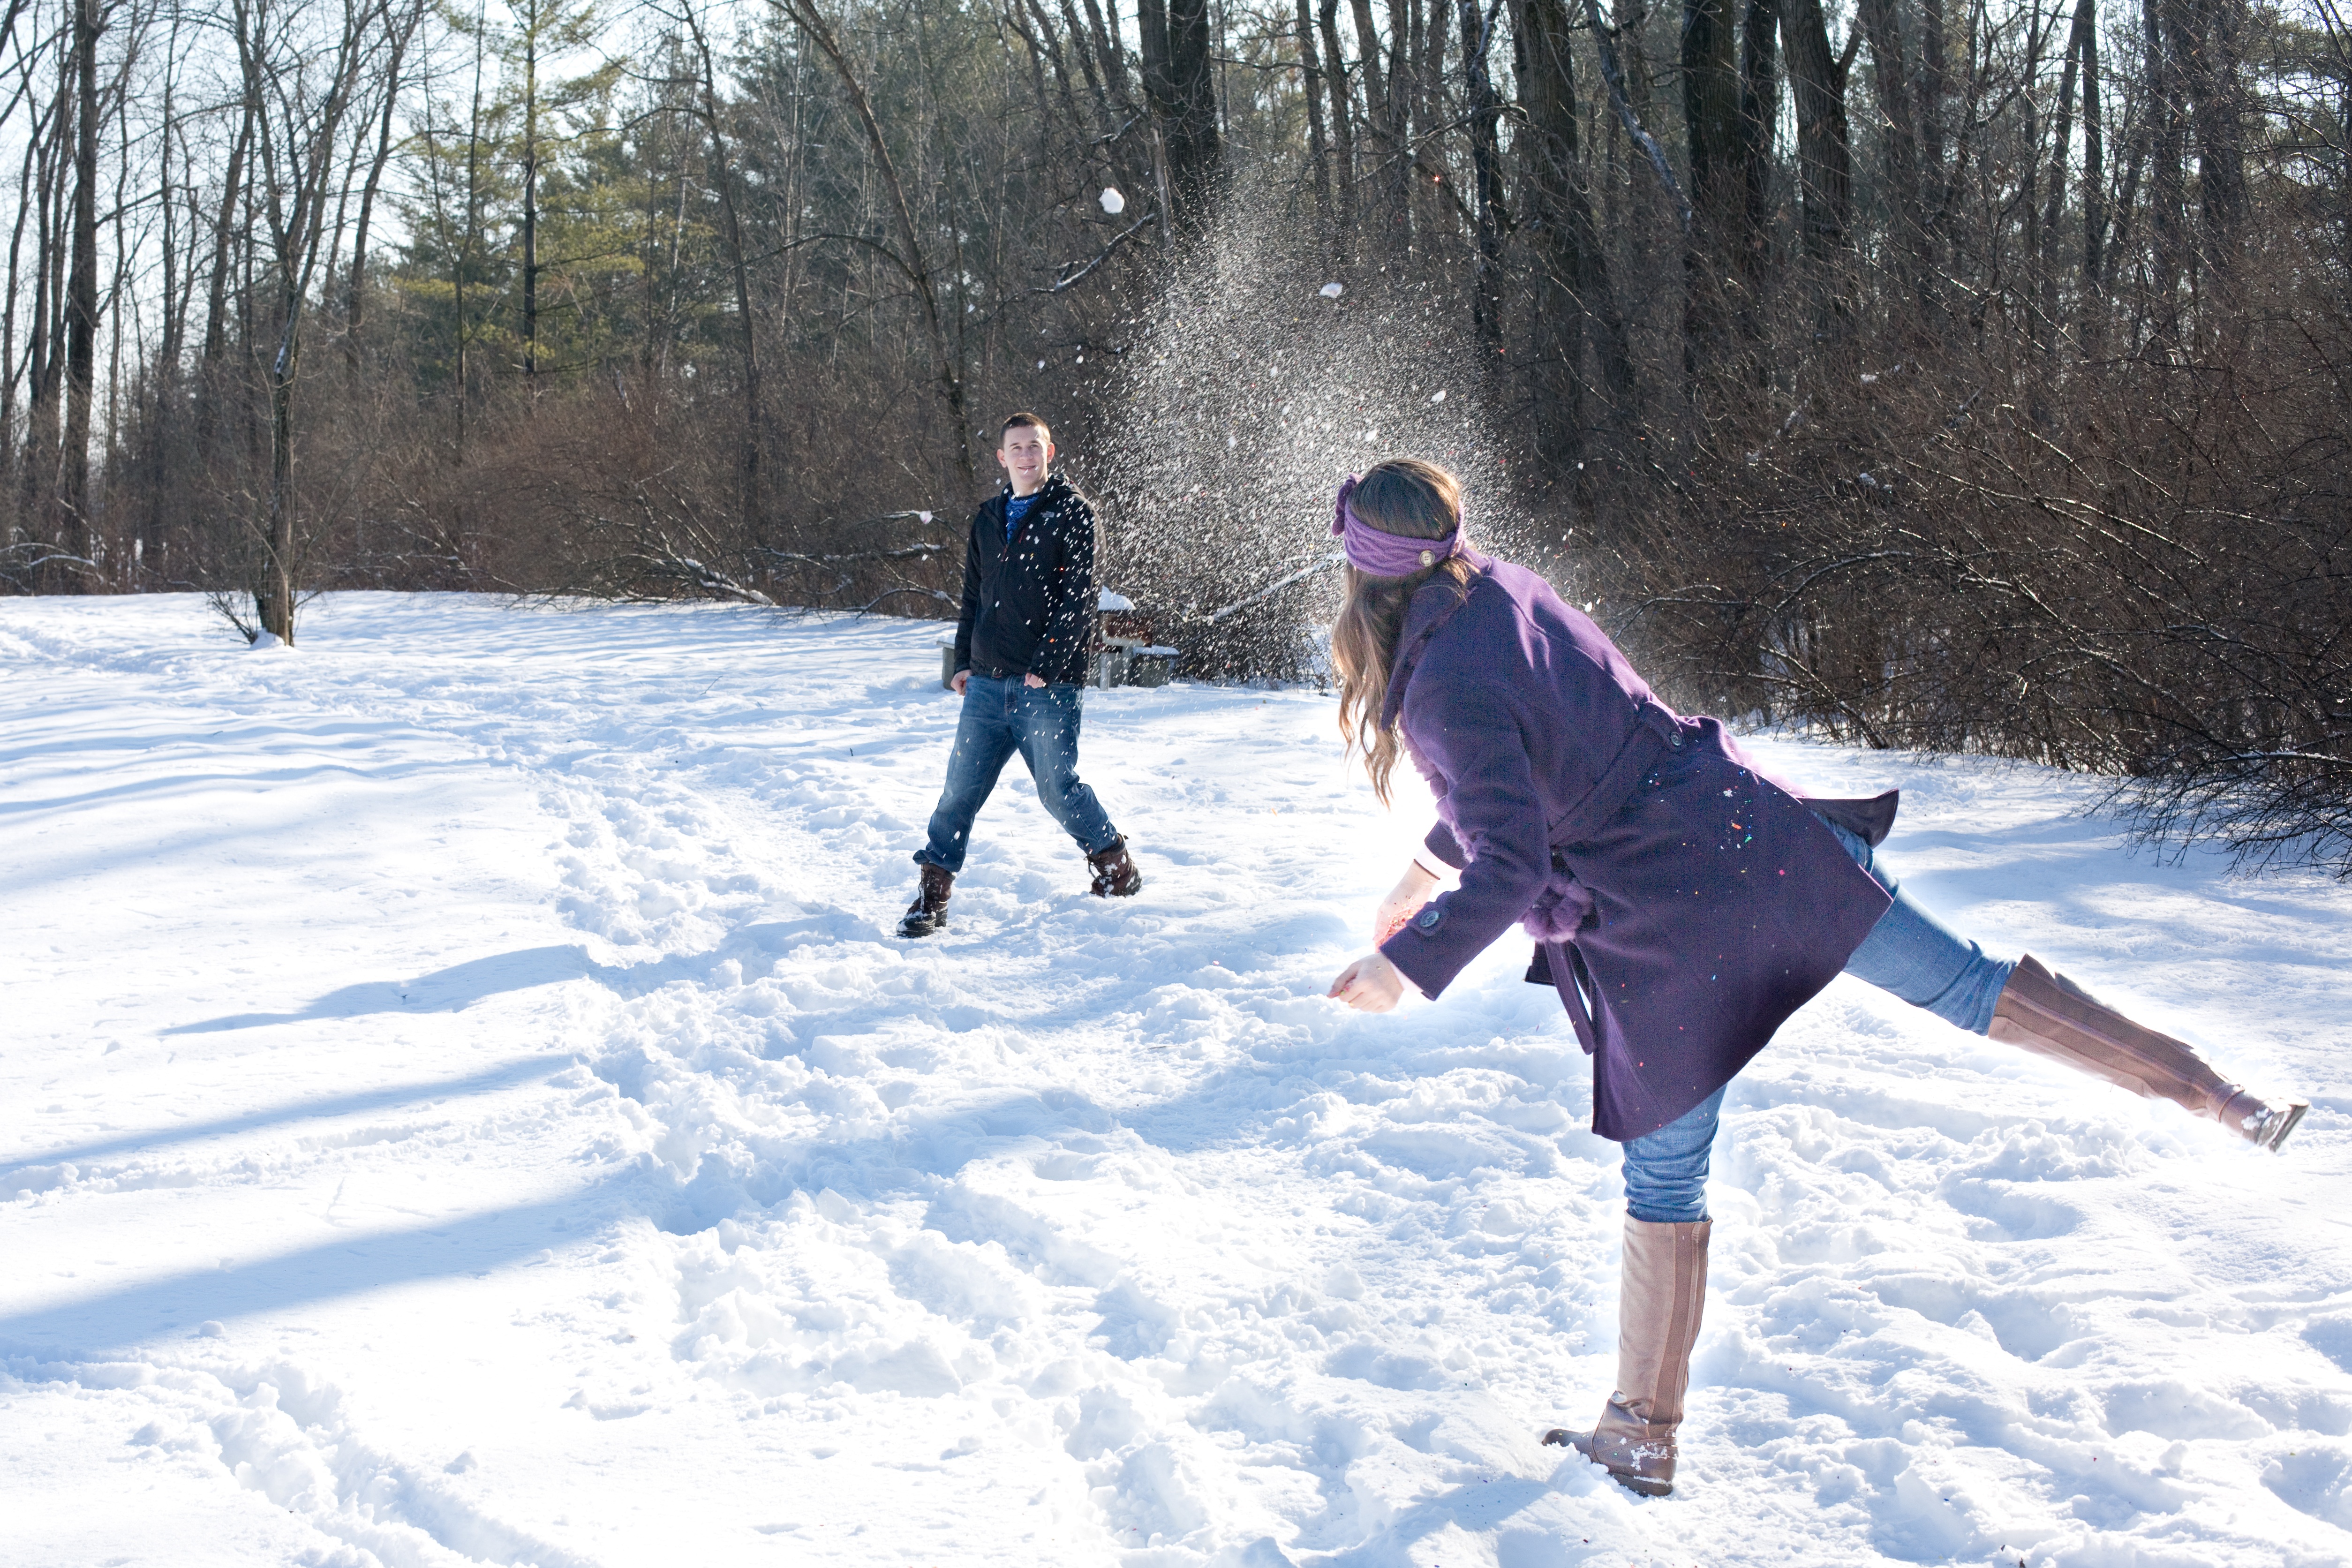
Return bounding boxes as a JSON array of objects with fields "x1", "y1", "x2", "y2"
[
  {"x1": 1991, "y1": 954, "x2": 2307, "y2": 1150},
  {"x1": 1544, "y1": 1217, "x2": 1710, "y2": 1497}
]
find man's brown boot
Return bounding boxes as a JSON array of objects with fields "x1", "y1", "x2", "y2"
[
  {"x1": 1086, "y1": 836, "x2": 1143, "y2": 897},
  {"x1": 897, "y1": 864, "x2": 953, "y2": 938},
  {"x1": 1543, "y1": 1216, "x2": 1711, "y2": 1498},
  {"x1": 1991, "y1": 954, "x2": 2307, "y2": 1150}
]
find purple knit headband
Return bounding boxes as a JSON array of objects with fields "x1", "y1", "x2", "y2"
[{"x1": 1331, "y1": 474, "x2": 1462, "y2": 576}]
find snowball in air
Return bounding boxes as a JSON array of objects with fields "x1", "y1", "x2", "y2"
[
  {"x1": 1100, "y1": 188, "x2": 1125, "y2": 215},
  {"x1": 1319, "y1": 282, "x2": 1344, "y2": 298}
]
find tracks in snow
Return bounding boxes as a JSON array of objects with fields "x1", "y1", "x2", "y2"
[{"x1": 6, "y1": 596, "x2": 2351, "y2": 1566}]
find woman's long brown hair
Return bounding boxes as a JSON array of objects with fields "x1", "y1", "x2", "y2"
[{"x1": 1331, "y1": 460, "x2": 1475, "y2": 805}]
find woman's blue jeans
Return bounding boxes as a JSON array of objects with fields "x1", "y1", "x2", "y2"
[
  {"x1": 1618, "y1": 820, "x2": 2016, "y2": 1222},
  {"x1": 915, "y1": 675, "x2": 1120, "y2": 874}
]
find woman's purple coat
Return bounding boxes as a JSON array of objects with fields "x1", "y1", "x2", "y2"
[{"x1": 1374, "y1": 555, "x2": 1893, "y2": 1141}]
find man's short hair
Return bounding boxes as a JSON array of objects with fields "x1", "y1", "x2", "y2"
[{"x1": 1001, "y1": 411, "x2": 1052, "y2": 445}]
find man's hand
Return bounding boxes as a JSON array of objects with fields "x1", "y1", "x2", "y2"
[
  {"x1": 1024, "y1": 673, "x2": 1047, "y2": 688},
  {"x1": 1327, "y1": 952, "x2": 1408, "y2": 1012},
  {"x1": 951, "y1": 669, "x2": 971, "y2": 694},
  {"x1": 1372, "y1": 859, "x2": 1442, "y2": 947}
]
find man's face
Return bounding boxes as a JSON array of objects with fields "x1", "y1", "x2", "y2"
[{"x1": 996, "y1": 424, "x2": 1054, "y2": 492}]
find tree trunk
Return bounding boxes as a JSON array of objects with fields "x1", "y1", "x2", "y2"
[
  {"x1": 1296, "y1": 0, "x2": 1333, "y2": 243},
  {"x1": 155, "y1": 56, "x2": 183, "y2": 382},
  {"x1": 1919, "y1": 0, "x2": 1945, "y2": 169},
  {"x1": 105, "y1": 59, "x2": 132, "y2": 580},
  {"x1": 2019, "y1": 4, "x2": 2050, "y2": 358},
  {"x1": 1054, "y1": 0, "x2": 1112, "y2": 133},
  {"x1": 2040, "y1": 0, "x2": 2093, "y2": 354},
  {"x1": 1167, "y1": 0, "x2": 1222, "y2": 220},
  {"x1": 1460, "y1": 0, "x2": 1505, "y2": 341},
  {"x1": 522, "y1": 0, "x2": 540, "y2": 382},
  {"x1": 20, "y1": 74, "x2": 64, "y2": 572},
  {"x1": 60, "y1": 0, "x2": 100, "y2": 586},
  {"x1": 264, "y1": 322, "x2": 296, "y2": 639},
  {"x1": 1783, "y1": 0, "x2": 1854, "y2": 316},
  {"x1": 345, "y1": 6, "x2": 412, "y2": 369},
  {"x1": 1, "y1": 121, "x2": 37, "y2": 508},
  {"x1": 2080, "y1": 0, "x2": 2105, "y2": 297},
  {"x1": 151, "y1": 37, "x2": 186, "y2": 587},
  {"x1": 2169, "y1": 0, "x2": 2248, "y2": 286},
  {"x1": 1318, "y1": 0, "x2": 1357, "y2": 258},
  {"x1": 2145, "y1": 0, "x2": 2187, "y2": 339},
  {"x1": 1079, "y1": 0, "x2": 1129, "y2": 108},
  {"x1": 1402, "y1": 0, "x2": 1425, "y2": 241},
  {"x1": 202, "y1": 101, "x2": 252, "y2": 376},
  {"x1": 1412, "y1": 0, "x2": 1448, "y2": 259},
  {"x1": 1735, "y1": 0, "x2": 1780, "y2": 342},
  {"x1": 1855, "y1": 0, "x2": 1924, "y2": 299},
  {"x1": 1346, "y1": 0, "x2": 1401, "y2": 252},
  {"x1": 455, "y1": 0, "x2": 485, "y2": 462},
  {"x1": 1138, "y1": 0, "x2": 1171, "y2": 117},
  {"x1": 1682, "y1": 0, "x2": 1740, "y2": 382},
  {"x1": 1683, "y1": 0, "x2": 1739, "y2": 230},
  {"x1": 1516, "y1": 0, "x2": 1636, "y2": 455}
]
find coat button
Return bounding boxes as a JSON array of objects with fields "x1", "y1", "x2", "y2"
[{"x1": 1415, "y1": 906, "x2": 1444, "y2": 932}]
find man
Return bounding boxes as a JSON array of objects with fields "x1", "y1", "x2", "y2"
[{"x1": 899, "y1": 413, "x2": 1143, "y2": 937}]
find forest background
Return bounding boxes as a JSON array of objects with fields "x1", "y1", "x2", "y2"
[{"x1": 0, "y1": 0, "x2": 2347, "y2": 873}]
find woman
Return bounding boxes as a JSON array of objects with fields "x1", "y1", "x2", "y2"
[{"x1": 1319, "y1": 459, "x2": 2306, "y2": 1499}]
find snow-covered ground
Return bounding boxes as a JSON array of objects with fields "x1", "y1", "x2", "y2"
[{"x1": 4, "y1": 592, "x2": 2349, "y2": 1568}]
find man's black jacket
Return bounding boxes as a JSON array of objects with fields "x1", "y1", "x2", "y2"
[{"x1": 954, "y1": 474, "x2": 1096, "y2": 686}]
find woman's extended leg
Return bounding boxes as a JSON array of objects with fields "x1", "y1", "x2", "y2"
[
  {"x1": 1824, "y1": 821, "x2": 2305, "y2": 1149},
  {"x1": 1544, "y1": 1087, "x2": 1722, "y2": 1496},
  {"x1": 1821, "y1": 822, "x2": 2013, "y2": 1031}
]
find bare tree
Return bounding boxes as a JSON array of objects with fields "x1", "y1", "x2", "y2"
[
  {"x1": 230, "y1": 0, "x2": 399, "y2": 641},
  {"x1": 771, "y1": 0, "x2": 972, "y2": 485}
]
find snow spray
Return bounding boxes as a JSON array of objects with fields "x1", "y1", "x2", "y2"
[{"x1": 1085, "y1": 181, "x2": 1534, "y2": 683}]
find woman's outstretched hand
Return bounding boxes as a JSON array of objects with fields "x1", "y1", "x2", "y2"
[
  {"x1": 1327, "y1": 952, "x2": 1408, "y2": 1012},
  {"x1": 1372, "y1": 859, "x2": 1441, "y2": 946}
]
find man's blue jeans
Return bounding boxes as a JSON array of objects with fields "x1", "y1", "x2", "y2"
[
  {"x1": 1619, "y1": 819, "x2": 2016, "y2": 1222},
  {"x1": 914, "y1": 675, "x2": 1120, "y2": 874}
]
